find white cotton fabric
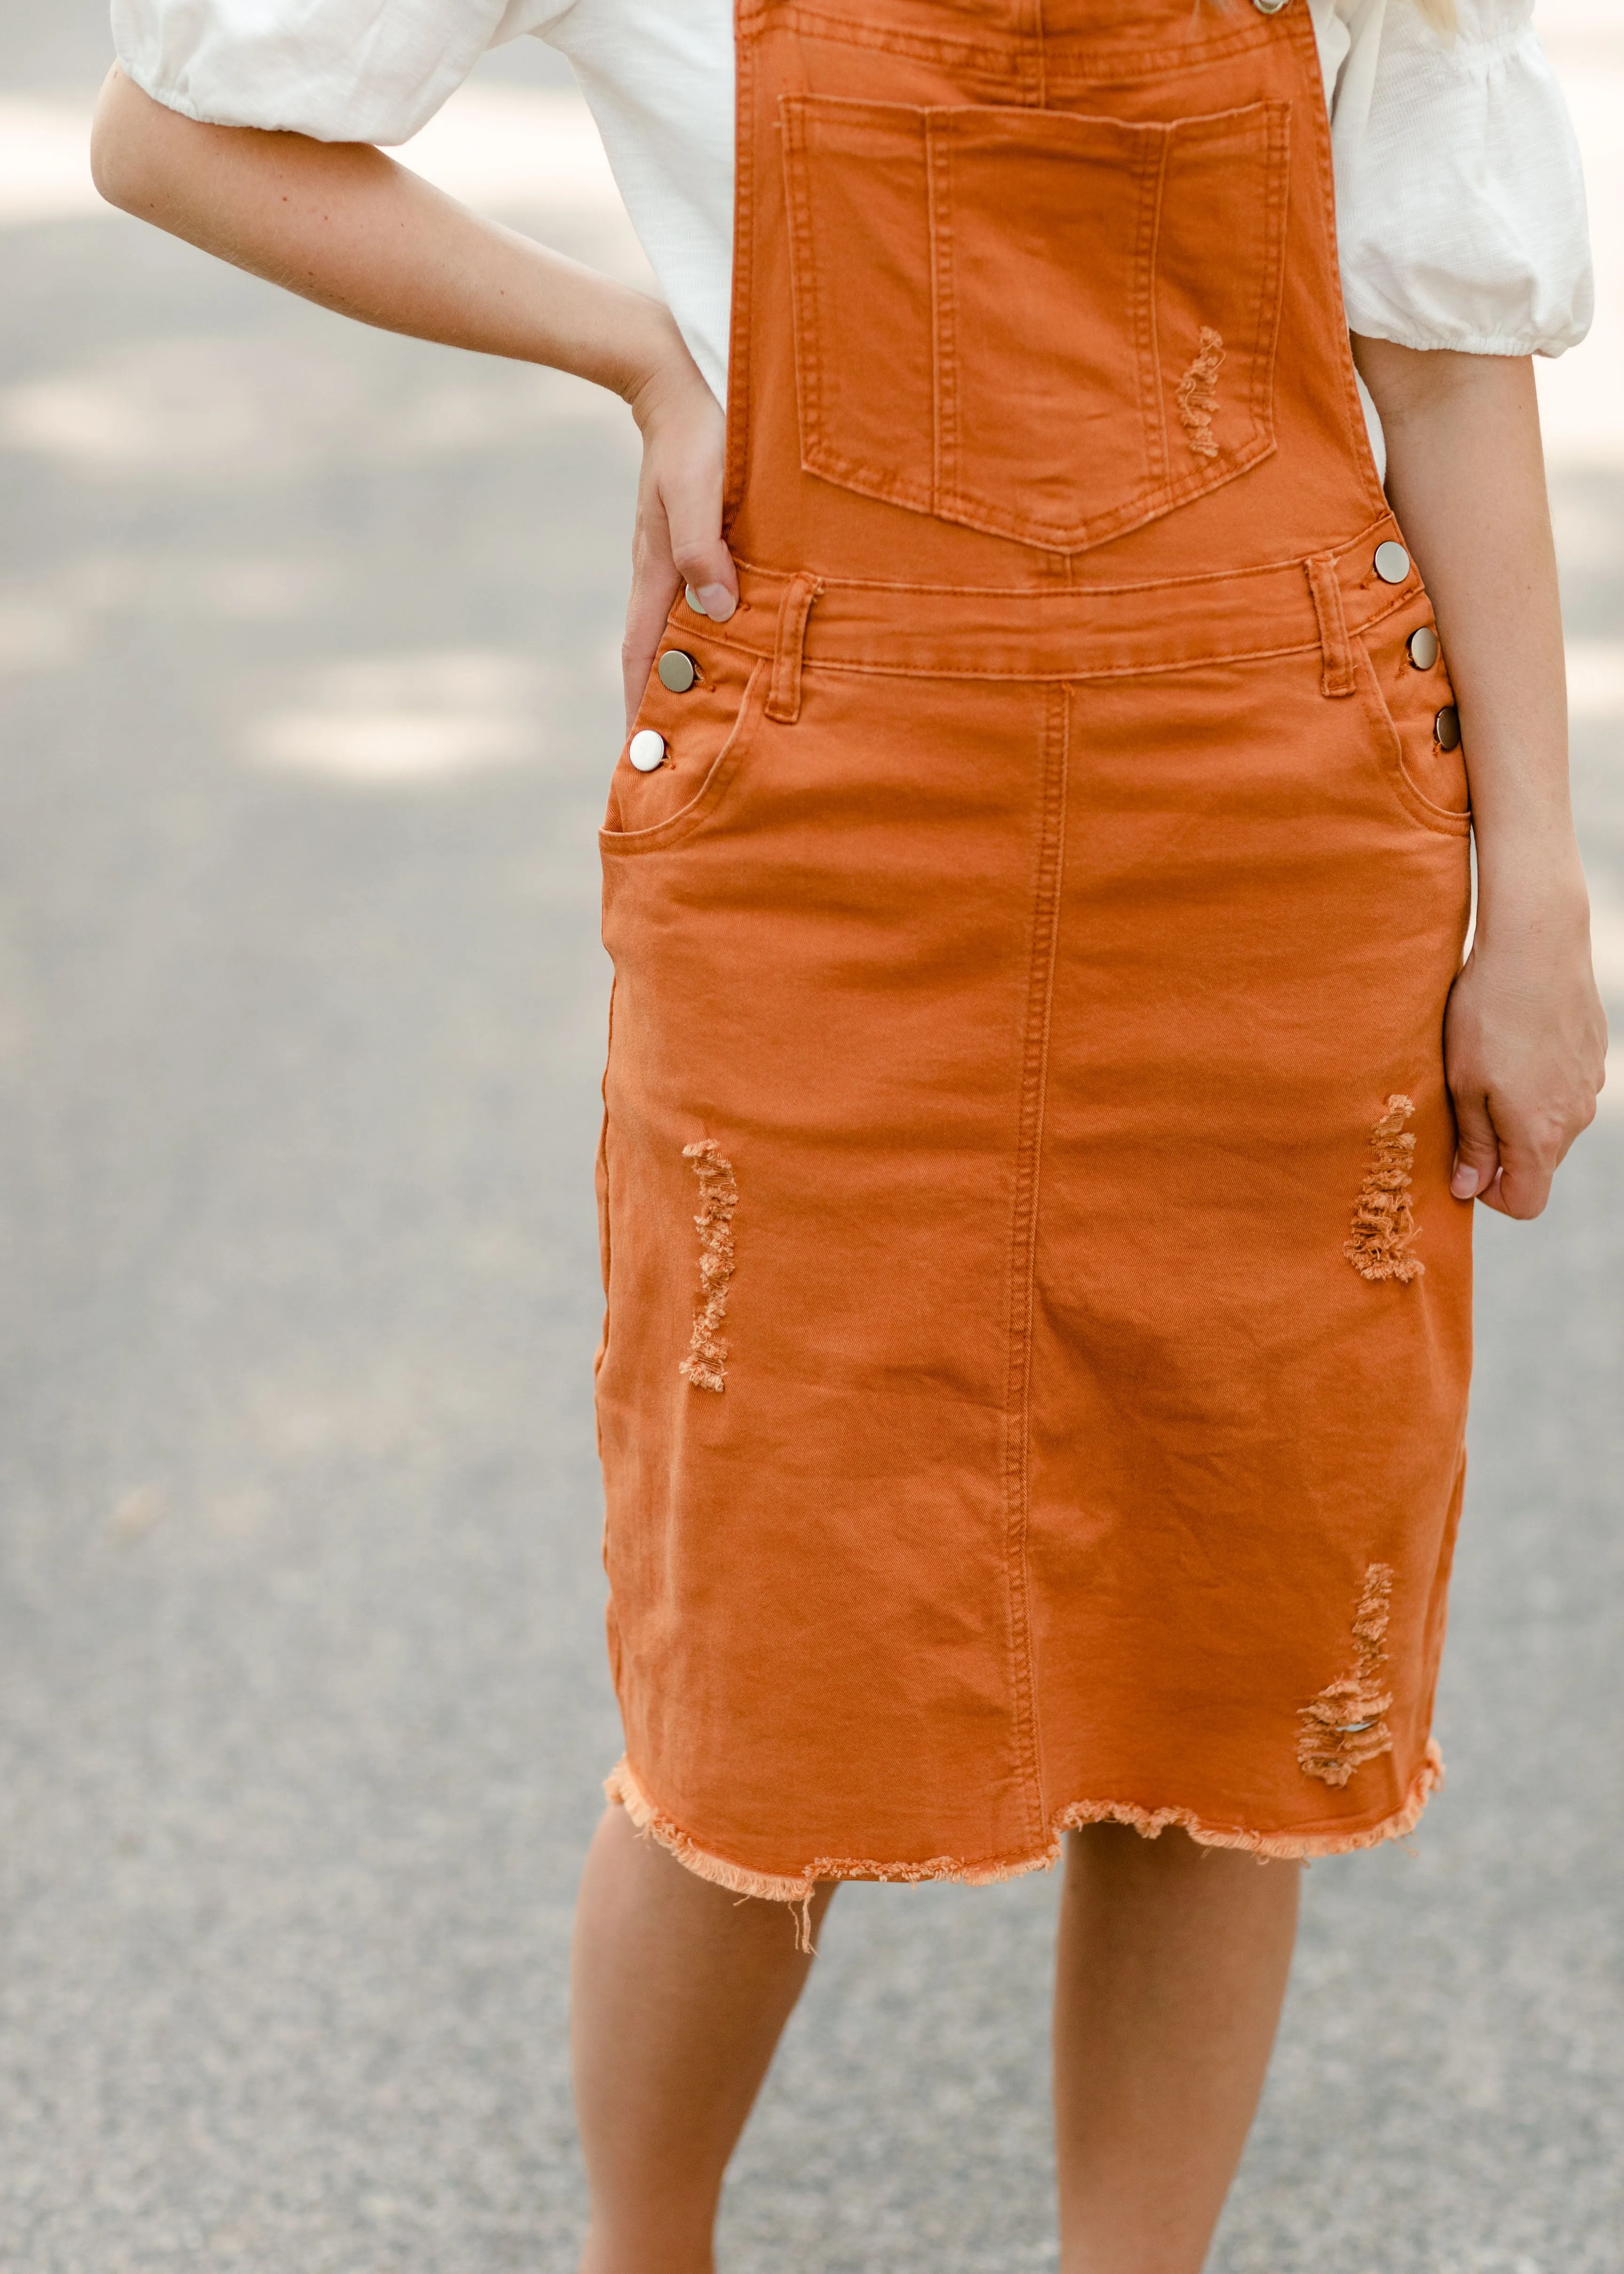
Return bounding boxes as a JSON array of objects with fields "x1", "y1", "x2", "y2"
[{"x1": 111, "y1": 0, "x2": 1593, "y2": 410}]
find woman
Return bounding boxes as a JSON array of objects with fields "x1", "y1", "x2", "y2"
[{"x1": 92, "y1": 0, "x2": 1605, "y2": 2267}]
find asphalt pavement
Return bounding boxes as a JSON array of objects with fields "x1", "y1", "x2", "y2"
[{"x1": 1, "y1": 6, "x2": 1622, "y2": 2271}]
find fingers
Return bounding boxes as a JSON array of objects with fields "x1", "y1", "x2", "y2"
[
  {"x1": 622, "y1": 552, "x2": 679, "y2": 726},
  {"x1": 1449, "y1": 1087, "x2": 1501, "y2": 1203},
  {"x1": 1442, "y1": 933, "x2": 1608, "y2": 1224},
  {"x1": 1450, "y1": 1086, "x2": 1568, "y2": 1221},
  {"x1": 1480, "y1": 1131, "x2": 1556, "y2": 1219},
  {"x1": 664, "y1": 484, "x2": 737, "y2": 625},
  {"x1": 620, "y1": 374, "x2": 734, "y2": 726}
]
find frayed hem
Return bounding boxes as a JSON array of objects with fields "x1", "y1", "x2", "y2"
[
  {"x1": 604, "y1": 1742, "x2": 1444, "y2": 1905},
  {"x1": 605, "y1": 1760, "x2": 822, "y2": 1950},
  {"x1": 607, "y1": 1759, "x2": 819, "y2": 1904},
  {"x1": 1051, "y1": 1740, "x2": 1443, "y2": 1860}
]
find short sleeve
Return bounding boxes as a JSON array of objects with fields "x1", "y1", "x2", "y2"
[
  {"x1": 111, "y1": 0, "x2": 571, "y2": 144},
  {"x1": 1331, "y1": 0, "x2": 1593, "y2": 358}
]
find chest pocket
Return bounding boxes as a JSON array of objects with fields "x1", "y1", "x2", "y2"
[{"x1": 780, "y1": 93, "x2": 1290, "y2": 555}]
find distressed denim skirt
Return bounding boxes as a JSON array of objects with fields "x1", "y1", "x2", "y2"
[{"x1": 591, "y1": 0, "x2": 1474, "y2": 1903}]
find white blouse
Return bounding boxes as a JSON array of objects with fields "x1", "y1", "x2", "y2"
[{"x1": 112, "y1": 0, "x2": 1593, "y2": 416}]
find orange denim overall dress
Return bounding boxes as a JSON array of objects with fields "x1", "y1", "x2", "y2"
[{"x1": 596, "y1": 0, "x2": 1474, "y2": 1899}]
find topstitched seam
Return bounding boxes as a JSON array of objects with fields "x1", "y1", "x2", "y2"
[
  {"x1": 999, "y1": 685, "x2": 1069, "y2": 1846},
  {"x1": 1284, "y1": 0, "x2": 1392, "y2": 518},
  {"x1": 723, "y1": 28, "x2": 757, "y2": 524},
  {"x1": 720, "y1": 515, "x2": 1411, "y2": 601},
  {"x1": 1306, "y1": 549, "x2": 1358, "y2": 697},
  {"x1": 678, "y1": 612, "x2": 1418, "y2": 684},
  {"x1": 744, "y1": 0, "x2": 1278, "y2": 84}
]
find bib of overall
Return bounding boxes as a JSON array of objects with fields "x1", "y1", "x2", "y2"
[{"x1": 595, "y1": 0, "x2": 1474, "y2": 1897}]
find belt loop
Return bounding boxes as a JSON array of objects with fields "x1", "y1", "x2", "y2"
[
  {"x1": 1305, "y1": 553, "x2": 1356, "y2": 699},
  {"x1": 766, "y1": 572, "x2": 822, "y2": 724}
]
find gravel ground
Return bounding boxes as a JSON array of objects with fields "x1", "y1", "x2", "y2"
[{"x1": 1, "y1": 7, "x2": 1621, "y2": 2270}]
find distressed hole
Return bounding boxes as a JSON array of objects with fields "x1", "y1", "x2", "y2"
[
  {"x1": 678, "y1": 1139, "x2": 737, "y2": 1393},
  {"x1": 1297, "y1": 1562, "x2": 1396, "y2": 1788},
  {"x1": 1176, "y1": 327, "x2": 1225, "y2": 461},
  {"x1": 1343, "y1": 1092, "x2": 1425, "y2": 1284}
]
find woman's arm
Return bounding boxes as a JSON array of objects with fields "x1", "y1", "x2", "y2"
[
  {"x1": 89, "y1": 65, "x2": 737, "y2": 714},
  {"x1": 1351, "y1": 337, "x2": 1607, "y2": 1219}
]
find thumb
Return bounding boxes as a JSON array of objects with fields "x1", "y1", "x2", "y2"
[
  {"x1": 1450, "y1": 1086, "x2": 1501, "y2": 1201},
  {"x1": 662, "y1": 472, "x2": 737, "y2": 625}
]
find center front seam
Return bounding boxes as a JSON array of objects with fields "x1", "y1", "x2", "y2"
[{"x1": 1001, "y1": 683, "x2": 1069, "y2": 1848}]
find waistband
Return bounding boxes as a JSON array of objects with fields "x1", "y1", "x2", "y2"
[{"x1": 692, "y1": 516, "x2": 1424, "y2": 722}]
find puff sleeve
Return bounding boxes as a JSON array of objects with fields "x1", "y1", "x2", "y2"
[
  {"x1": 1324, "y1": 0, "x2": 1593, "y2": 357},
  {"x1": 110, "y1": 0, "x2": 567, "y2": 145}
]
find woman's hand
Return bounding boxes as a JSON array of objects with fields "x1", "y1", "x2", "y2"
[
  {"x1": 622, "y1": 351, "x2": 737, "y2": 726},
  {"x1": 1444, "y1": 881, "x2": 1608, "y2": 1217},
  {"x1": 1351, "y1": 335, "x2": 1608, "y2": 1223}
]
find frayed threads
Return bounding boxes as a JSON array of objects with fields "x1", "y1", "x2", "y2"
[
  {"x1": 604, "y1": 1741, "x2": 1444, "y2": 1923},
  {"x1": 1176, "y1": 327, "x2": 1225, "y2": 460},
  {"x1": 1298, "y1": 1562, "x2": 1396, "y2": 1788},
  {"x1": 605, "y1": 1759, "x2": 821, "y2": 1952},
  {"x1": 678, "y1": 1139, "x2": 737, "y2": 1392},
  {"x1": 1344, "y1": 1093, "x2": 1425, "y2": 1284}
]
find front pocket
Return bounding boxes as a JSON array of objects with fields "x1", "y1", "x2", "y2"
[
  {"x1": 1351, "y1": 619, "x2": 1471, "y2": 839},
  {"x1": 781, "y1": 93, "x2": 1290, "y2": 553},
  {"x1": 601, "y1": 644, "x2": 769, "y2": 855}
]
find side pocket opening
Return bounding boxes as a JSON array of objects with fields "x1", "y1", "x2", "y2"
[
  {"x1": 601, "y1": 650, "x2": 770, "y2": 856},
  {"x1": 1351, "y1": 619, "x2": 1471, "y2": 838}
]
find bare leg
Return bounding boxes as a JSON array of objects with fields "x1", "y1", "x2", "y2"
[
  {"x1": 571, "y1": 1804, "x2": 835, "y2": 2274},
  {"x1": 1054, "y1": 1825, "x2": 1302, "y2": 2274}
]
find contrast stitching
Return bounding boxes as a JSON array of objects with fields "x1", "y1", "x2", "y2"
[
  {"x1": 683, "y1": 547, "x2": 1418, "y2": 682},
  {"x1": 721, "y1": 517, "x2": 1402, "y2": 604},
  {"x1": 1000, "y1": 686, "x2": 1069, "y2": 1846},
  {"x1": 672, "y1": 633, "x2": 1387, "y2": 687},
  {"x1": 766, "y1": 572, "x2": 822, "y2": 723},
  {"x1": 723, "y1": 30, "x2": 757, "y2": 524},
  {"x1": 1285, "y1": 0, "x2": 1392, "y2": 517},
  {"x1": 778, "y1": 96, "x2": 825, "y2": 478},
  {"x1": 1248, "y1": 102, "x2": 1293, "y2": 438},
  {"x1": 1136, "y1": 129, "x2": 1171, "y2": 495},
  {"x1": 926, "y1": 113, "x2": 955, "y2": 518},
  {"x1": 742, "y1": 2, "x2": 1279, "y2": 86},
  {"x1": 1305, "y1": 550, "x2": 1357, "y2": 697}
]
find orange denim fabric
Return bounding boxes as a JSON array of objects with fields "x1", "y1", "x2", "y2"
[{"x1": 595, "y1": 0, "x2": 1473, "y2": 1899}]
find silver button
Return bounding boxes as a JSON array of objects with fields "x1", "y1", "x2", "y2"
[
  {"x1": 1374, "y1": 540, "x2": 1411, "y2": 585},
  {"x1": 1406, "y1": 626, "x2": 1440, "y2": 671},
  {"x1": 1434, "y1": 705, "x2": 1461, "y2": 752},
  {"x1": 657, "y1": 650, "x2": 697, "y2": 692},
  {"x1": 684, "y1": 584, "x2": 709, "y2": 617},
  {"x1": 628, "y1": 728, "x2": 666, "y2": 773},
  {"x1": 1253, "y1": 0, "x2": 1291, "y2": 12}
]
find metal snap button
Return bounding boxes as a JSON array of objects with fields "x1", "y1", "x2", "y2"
[
  {"x1": 1434, "y1": 705, "x2": 1461, "y2": 751},
  {"x1": 658, "y1": 650, "x2": 698, "y2": 692},
  {"x1": 628, "y1": 728, "x2": 666, "y2": 772},
  {"x1": 1374, "y1": 540, "x2": 1411, "y2": 584},
  {"x1": 1406, "y1": 626, "x2": 1440, "y2": 671},
  {"x1": 1252, "y1": 0, "x2": 1291, "y2": 12},
  {"x1": 684, "y1": 585, "x2": 709, "y2": 616}
]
